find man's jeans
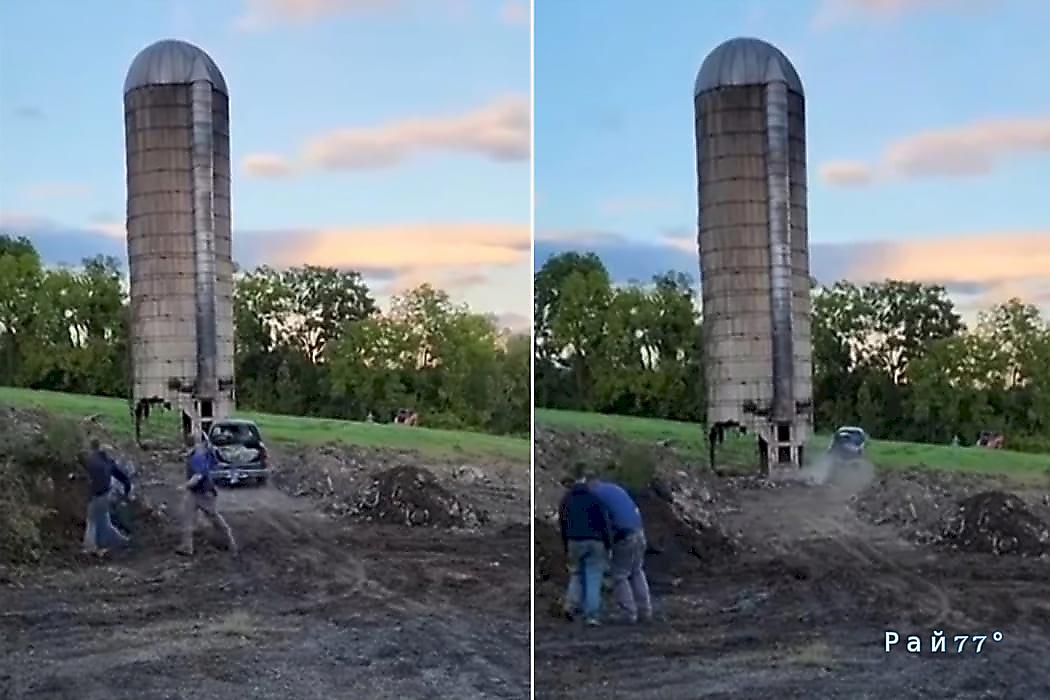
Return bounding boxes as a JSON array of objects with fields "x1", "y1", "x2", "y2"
[
  {"x1": 83, "y1": 494, "x2": 129, "y2": 553},
  {"x1": 180, "y1": 490, "x2": 237, "y2": 555},
  {"x1": 564, "y1": 539, "x2": 608, "y2": 621},
  {"x1": 609, "y1": 529, "x2": 652, "y2": 621}
]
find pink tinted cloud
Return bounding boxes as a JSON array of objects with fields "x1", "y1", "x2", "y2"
[
  {"x1": 301, "y1": 95, "x2": 529, "y2": 170},
  {"x1": 819, "y1": 161, "x2": 875, "y2": 186},
  {"x1": 500, "y1": 1, "x2": 528, "y2": 26},
  {"x1": 813, "y1": 0, "x2": 988, "y2": 27},
  {"x1": 242, "y1": 153, "x2": 295, "y2": 178},
  {"x1": 235, "y1": 0, "x2": 402, "y2": 30},
  {"x1": 268, "y1": 222, "x2": 529, "y2": 272},
  {"x1": 821, "y1": 116, "x2": 1050, "y2": 185},
  {"x1": 886, "y1": 117, "x2": 1050, "y2": 177}
]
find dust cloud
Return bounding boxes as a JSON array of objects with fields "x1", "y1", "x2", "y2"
[{"x1": 801, "y1": 452, "x2": 876, "y2": 497}]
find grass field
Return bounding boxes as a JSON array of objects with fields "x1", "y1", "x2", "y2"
[
  {"x1": 0, "y1": 387, "x2": 529, "y2": 463},
  {"x1": 537, "y1": 408, "x2": 1050, "y2": 479}
]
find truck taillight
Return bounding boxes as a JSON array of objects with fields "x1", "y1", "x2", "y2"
[{"x1": 259, "y1": 446, "x2": 268, "y2": 464}]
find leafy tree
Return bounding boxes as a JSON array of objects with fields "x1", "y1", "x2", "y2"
[
  {"x1": 0, "y1": 236, "x2": 44, "y2": 384},
  {"x1": 534, "y1": 252, "x2": 609, "y2": 407},
  {"x1": 548, "y1": 267, "x2": 612, "y2": 409},
  {"x1": 1, "y1": 236, "x2": 527, "y2": 437}
]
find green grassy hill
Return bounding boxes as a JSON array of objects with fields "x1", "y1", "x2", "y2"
[
  {"x1": 537, "y1": 408, "x2": 1050, "y2": 479},
  {"x1": 0, "y1": 387, "x2": 528, "y2": 463}
]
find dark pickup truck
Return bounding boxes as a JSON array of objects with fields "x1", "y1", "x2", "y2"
[{"x1": 207, "y1": 419, "x2": 270, "y2": 486}]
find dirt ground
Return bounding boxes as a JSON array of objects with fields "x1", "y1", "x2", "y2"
[
  {"x1": 0, "y1": 417, "x2": 529, "y2": 700},
  {"x1": 535, "y1": 428, "x2": 1050, "y2": 700}
]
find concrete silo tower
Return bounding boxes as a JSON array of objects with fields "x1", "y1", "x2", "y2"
[
  {"x1": 693, "y1": 37, "x2": 813, "y2": 473},
  {"x1": 124, "y1": 39, "x2": 235, "y2": 443}
]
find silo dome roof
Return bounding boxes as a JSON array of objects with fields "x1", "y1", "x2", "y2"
[
  {"x1": 694, "y1": 37, "x2": 802, "y2": 96},
  {"x1": 124, "y1": 39, "x2": 227, "y2": 95}
]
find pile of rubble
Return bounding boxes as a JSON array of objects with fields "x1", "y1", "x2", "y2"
[
  {"x1": 353, "y1": 465, "x2": 488, "y2": 529},
  {"x1": 940, "y1": 491, "x2": 1050, "y2": 556},
  {"x1": 853, "y1": 469, "x2": 1003, "y2": 544}
]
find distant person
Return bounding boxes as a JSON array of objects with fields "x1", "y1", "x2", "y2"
[
  {"x1": 558, "y1": 469, "x2": 613, "y2": 627},
  {"x1": 588, "y1": 474, "x2": 653, "y2": 624},
  {"x1": 176, "y1": 433, "x2": 238, "y2": 557},
  {"x1": 83, "y1": 439, "x2": 131, "y2": 556}
]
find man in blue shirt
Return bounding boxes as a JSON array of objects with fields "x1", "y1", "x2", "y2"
[
  {"x1": 558, "y1": 471, "x2": 613, "y2": 626},
  {"x1": 82, "y1": 439, "x2": 132, "y2": 555},
  {"x1": 175, "y1": 433, "x2": 238, "y2": 557},
  {"x1": 588, "y1": 475, "x2": 653, "y2": 623}
]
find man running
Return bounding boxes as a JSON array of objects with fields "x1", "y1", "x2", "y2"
[
  {"x1": 588, "y1": 474, "x2": 652, "y2": 623},
  {"x1": 176, "y1": 433, "x2": 238, "y2": 557},
  {"x1": 83, "y1": 439, "x2": 132, "y2": 556},
  {"x1": 558, "y1": 470, "x2": 613, "y2": 626}
]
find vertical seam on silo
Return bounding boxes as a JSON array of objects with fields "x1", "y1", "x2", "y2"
[
  {"x1": 190, "y1": 80, "x2": 218, "y2": 401},
  {"x1": 764, "y1": 80, "x2": 794, "y2": 423}
]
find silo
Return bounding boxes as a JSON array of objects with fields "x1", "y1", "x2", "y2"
[
  {"x1": 693, "y1": 37, "x2": 812, "y2": 472},
  {"x1": 124, "y1": 39, "x2": 235, "y2": 443}
]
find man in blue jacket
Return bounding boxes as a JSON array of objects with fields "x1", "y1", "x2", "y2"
[
  {"x1": 82, "y1": 439, "x2": 132, "y2": 555},
  {"x1": 558, "y1": 470, "x2": 613, "y2": 626},
  {"x1": 588, "y1": 475, "x2": 652, "y2": 623},
  {"x1": 176, "y1": 433, "x2": 238, "y2": 557}
]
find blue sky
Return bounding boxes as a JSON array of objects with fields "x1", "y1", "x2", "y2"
[
  {"x1": 535, "y1": 0, "x2": 1050, "y2": 320},
  {"x1": 0, "y1": 0, "x2": 530, "y2": 328}
]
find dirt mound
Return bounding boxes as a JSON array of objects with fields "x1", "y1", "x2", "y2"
[
  {"x1": 532, "y1": 487, "x2": 736, "y2": 609},
  {"x1": 533, "y1": 427, "x2": 701, "y2": 517},
  {"x1": 534, "y1": 519, "x2": 565, "y2": 585},
  {"x1": 533, "y1": 426, "x2": 737, "y2": 608},
  {"x1": 0, "y1": 407, "x2": 165, "y2": 565},
  {"x1": 354, "y1": 465, "x2": 488, "y2": 528},
  {"x1": 636, "y1": 489, "x2": 735, "y2": 583},
  {"x1": 940, "y1": 491, "x2": 1050, "y2": 556},
  {"x1": 854, "y1": 469, "x2": 1050, "y2": 554}
]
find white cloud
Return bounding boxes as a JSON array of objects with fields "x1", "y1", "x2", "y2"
[
  {"x1": 23, "y1": 182, "x2": 92, "y2": 199},
  {"x1": 535, "y1": 229, "x2": 627, "y2": 246},
  {"x1": 598, "y1": 195, "x2": 674, "y2": 217}
]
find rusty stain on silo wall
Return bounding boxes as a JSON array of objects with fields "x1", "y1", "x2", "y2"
[
  {"x1": 124, "y1": 40, "x2": 235, "y2": 423},
  {"x1": 694, "y1": 37, "x2": 812, "y2": 466}
]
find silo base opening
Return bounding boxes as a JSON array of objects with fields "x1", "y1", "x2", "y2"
[
  {"x1": 757, "y1": 419, "x2": 810, "y2": 477},
  {"x1": 182, "y1": 411, "x2": 193, "y2": 445},
  {"x1": 133, "y1": 398, "x2": 174, "y2": 446}
]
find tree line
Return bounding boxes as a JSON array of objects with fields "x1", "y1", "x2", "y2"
[
  {"x1": 0, "y1": 235, "x2": 529, "y2": 437},
  {"x1": 535, "y1": 251, "x2": 1050, "y2": 453}
]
